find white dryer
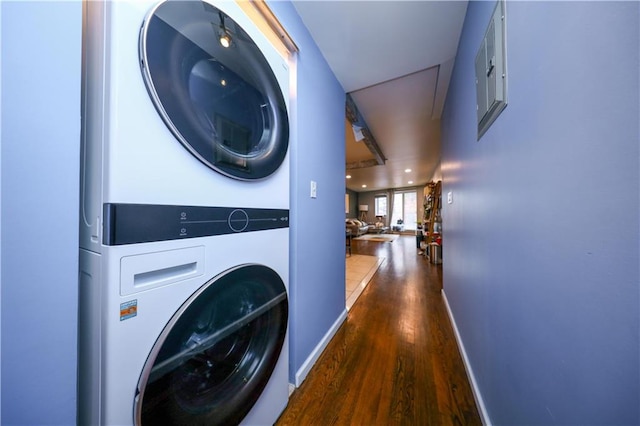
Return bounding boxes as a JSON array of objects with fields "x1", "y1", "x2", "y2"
[
  {"x1": 79, "y1": 0, "x2": 291, "y2": 425},
  {"x1": 80, "y1": 0, "x2": 290, "y2": 253}
]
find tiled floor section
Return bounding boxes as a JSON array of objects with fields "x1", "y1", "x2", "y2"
[{"x1": 345, "y1": 254, "x2": 384, "y2": 310}]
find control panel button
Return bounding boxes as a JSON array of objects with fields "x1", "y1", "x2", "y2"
[{"x1": 228, "y1": 209, "x2": 249, "y2": 232}]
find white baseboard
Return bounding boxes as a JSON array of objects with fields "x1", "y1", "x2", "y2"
[
  {"x1": 442, "y1": 289, "x2": 491, "y2": 426},
  {"x1": 294, "y1": 308, "x2": 348, "y2": 387}
]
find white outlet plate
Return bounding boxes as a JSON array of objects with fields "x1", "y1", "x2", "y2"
[{"x1": 447, "y1": 191, "x2": 453, "y2": 204}]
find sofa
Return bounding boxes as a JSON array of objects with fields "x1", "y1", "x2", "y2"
[{"x1": 346, "y1": 219, "x2": 370, "y2": 236}]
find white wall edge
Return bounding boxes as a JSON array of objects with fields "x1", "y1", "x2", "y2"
[
  {"x1": 293, "y1": 308, "x2": 348, "y2": 387},
  {"x1": 442, "y1": 289, "x2": 492, "y2": 426}
]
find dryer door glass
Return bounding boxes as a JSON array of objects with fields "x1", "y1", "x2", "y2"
[
  {"x1": 140, "y1": 1, "x2": 289, "y2": 180},
  {"x1": 135, "y1": 264, "x2": 288, "y2": 426}
]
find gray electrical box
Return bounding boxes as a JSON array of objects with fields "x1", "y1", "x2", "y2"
[{"x1": 475, "y1": 0, "x2": 507, "y2": 139}]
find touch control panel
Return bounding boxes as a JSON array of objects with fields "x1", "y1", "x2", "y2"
[{"x1": 103, "y1": 203, "x2": 289, "y2": 246}]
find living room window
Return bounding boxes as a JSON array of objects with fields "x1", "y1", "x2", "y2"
[
  {"x1": 391, "y1": 190, "x2": 417, "y2": 231},
  {"x1": 374, "y1": 196, "x2": 387, "y2": 217}
]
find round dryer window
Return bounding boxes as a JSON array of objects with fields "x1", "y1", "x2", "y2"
[
  {"x1": 135, "y1": 264, "x2": 288, "y2": 426},
  {"x1": 140, "y1": 1, "x2": 289, "y2": 180}
]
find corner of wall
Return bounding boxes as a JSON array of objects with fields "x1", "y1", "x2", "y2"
[
  {"x1": 441, "y1": 290, "x2": 490, "y2": 425},
  {"x1": 294, "y1": 309, "x2": 347, "y2": 387}
]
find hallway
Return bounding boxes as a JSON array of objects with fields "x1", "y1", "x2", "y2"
[{"x1": 277, "y1": 235, "x2": 481, "y2": 425}]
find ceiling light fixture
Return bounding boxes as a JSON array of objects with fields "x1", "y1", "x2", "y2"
[
  {"x1": 362, "y1": 184, "x2": 367, "y2": 188},
  {"x1": 405, "y1": 168, "x2": 412, "y2": 173},
  {"x1": 219, "y1": 33, "x2": 231, "y2": 48},
  {"x1": 351, "y1": 124, "x2": 365, "y2": 142},
  {"x1": 346, "y1": 175, "x2": 351, "y2": 179},
  {"x1": 218, "y1": 12, "x2": 232, "y2": 48},
  {"x1": 408, "y1": 181, "x2": 414, "y2": 184}
]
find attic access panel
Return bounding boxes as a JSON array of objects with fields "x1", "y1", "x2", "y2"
[{"x1": 475, "y1": 0, "x2": 507, "y2": 140}]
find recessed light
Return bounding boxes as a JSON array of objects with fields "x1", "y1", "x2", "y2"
[
  {"x1": 218, "y1": 14, "x2": 232, "y2": 48},
  {"x1": 405, "y1": 168, "x2": 412, "y2": 173},
  {"x1": 408, "y1": 181, "x2": 413, "y2": 184},
  {"x1": 362, "y1": 184, "x2": 367, "y2": 188},
  {"x1": 346, "y1": 175, "x2": 351, "y2": 179}
]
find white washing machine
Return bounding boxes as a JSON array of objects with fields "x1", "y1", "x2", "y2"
[
  {"x1": 79, "y1": 1, "x2": 291, "y2": 425},
  {"x1": 79, "y1": 231, "x2": 289, "y2": 426},
  {"x1": 80, "y1": 0, "x2": 290, "y2": 252}
]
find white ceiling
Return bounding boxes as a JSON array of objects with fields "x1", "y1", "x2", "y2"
[{"x1": 292, "y1": 0, "x2": 468, "y2": 192}]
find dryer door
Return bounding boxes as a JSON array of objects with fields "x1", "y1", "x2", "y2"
[
  {"x1": 135, "y1": 264, "x2": 288, "y2": 426},
  {"x1": 140, "y1": 1, "x2": 289, "y2": 180}
]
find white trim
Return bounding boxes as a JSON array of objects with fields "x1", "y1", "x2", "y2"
[
  {"x1": 442, "y1": 290, "x2": 492, "y2": 425},
  {"x1": 294, "y1": 309, "x2": 348, "y2": 387}
]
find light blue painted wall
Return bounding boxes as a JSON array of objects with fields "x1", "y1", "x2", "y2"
[
  {"x1": 0, "y1": 2, "x2": 81, "y2": 424},
  {"x1": 0, "y1": 2, "x2": 3, "y2": 421},
  {"x1": 268, "y1": 2, "x2": 347, "y2": 384},
  {"x1": 0, "y1": 1, "x2": 344, "y2": 420},
  {"x1": 442, "y1": 1, "x2": 639, "y2": 424}
]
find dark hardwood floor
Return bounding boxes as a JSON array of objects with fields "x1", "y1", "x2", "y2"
[{"x1": 276, "y1": 235, "x2": 482, "y2": 425}]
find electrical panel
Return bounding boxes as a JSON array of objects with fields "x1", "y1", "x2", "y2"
[{"x1": 475, "y1": 0, "x2": 507, "y2": 139}]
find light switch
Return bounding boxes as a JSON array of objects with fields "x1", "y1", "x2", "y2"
[
  {"x1": 447, "y1": 191, "x2": 453, "y2": 204},
  {"x1": 310, "y1": 180, "x2": 317, "y2": 198}
]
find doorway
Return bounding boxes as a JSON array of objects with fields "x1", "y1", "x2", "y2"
[{"x1": 390, "y1": 190, "x2": 417, "y2": 232}]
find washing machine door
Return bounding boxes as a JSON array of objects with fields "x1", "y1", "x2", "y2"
[
  {"x1": 135, "y1": 264, "x2": 288, "y2": 426},
  {"x1": 140, "y1": 1, "x2": 289, "y2": 180}
]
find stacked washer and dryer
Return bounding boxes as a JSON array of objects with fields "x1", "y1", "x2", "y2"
[{"x1": 79, "y1": 1, "x2": 291, "y2": 425}]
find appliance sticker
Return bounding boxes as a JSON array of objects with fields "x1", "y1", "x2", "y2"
[{"x1": 120, "y1": 300, "x2": 137, "y2": 321}]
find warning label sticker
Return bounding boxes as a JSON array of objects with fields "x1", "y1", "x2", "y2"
[{"x1": 120, "y1": 300, "x2": 137, "y2": 321}]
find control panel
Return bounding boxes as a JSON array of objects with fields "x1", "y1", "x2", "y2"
[
  {"x1": 475, "y1": 0, "x2": 508, "y2": 139},
  {"x1": 103, "y1": 204, "x2": 289, "y2": 245}
]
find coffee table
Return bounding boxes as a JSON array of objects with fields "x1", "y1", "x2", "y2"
[{"x1": 368, "y1": 227, "x2": 389, "y2": 234}]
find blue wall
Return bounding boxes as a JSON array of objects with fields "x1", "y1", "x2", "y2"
[
  {"x1": 0, "y1": 2, "x2": 345, "y2": 422},
  {"x1": 441, "y1": 1, "x2": 639, "y2": 424},
  {"x1": 1, "y1": 1, "x2": 82, "y2": 425},
  {"x1": 268, "y1": 2, "x2": 347, "y2": 384}
]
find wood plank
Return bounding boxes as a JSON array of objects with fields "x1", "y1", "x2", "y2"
[{"x1": 276, "y1": 236, "x2": 481, "y2": 426}]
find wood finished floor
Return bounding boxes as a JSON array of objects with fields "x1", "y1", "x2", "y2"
[{"x1": 276, "y1": 235, "x2": 481, "y2": 426}]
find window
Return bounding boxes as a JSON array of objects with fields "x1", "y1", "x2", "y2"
[
  {"x1": 374, "y1": 196, "x2": 387, "y2": 217},
  {"x1": 391, "y1": 191, "x2": 417, "y2": 231}
]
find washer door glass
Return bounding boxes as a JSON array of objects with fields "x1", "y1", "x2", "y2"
[
  {"x1": 140, "y1": 1, "x2": 289, "y2": 180},
  {"x1": 135, "y1": 264, "x2": 288, "y2": 426}
]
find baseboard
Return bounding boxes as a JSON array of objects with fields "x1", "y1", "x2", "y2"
[
  {"x1": 441, "y1": 289, "x2": 491, "y2": 425},
  {"x1": 294, "y1": 308, "x2": 348, "y2": 387}
]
